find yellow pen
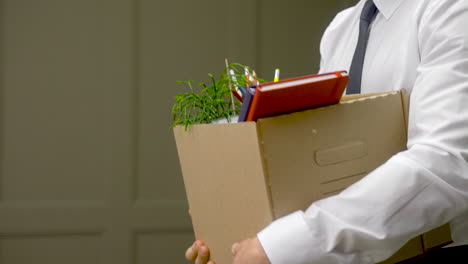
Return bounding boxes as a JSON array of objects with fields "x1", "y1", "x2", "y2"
[{"x1": 274, "y1": 68, "x2": 280, "y2": 82}]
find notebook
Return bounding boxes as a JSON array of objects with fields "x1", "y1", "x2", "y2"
[{"x1": 244, "y1": 71, "x2": 348, "y2": 121}]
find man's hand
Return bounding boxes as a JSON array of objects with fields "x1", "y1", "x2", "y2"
[
  {"x1": 231, "y1": 237, "x2": 270, "y2": 264},
  {"x1": 185, "y1": 240, "x2": 216, "y2": 264}
]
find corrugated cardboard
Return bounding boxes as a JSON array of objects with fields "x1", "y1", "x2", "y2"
[
  {"x1": 422, "y1": 224, "x2": 453, "y2": 251},
  {"x1": 173, "y1": 90, "x2": 452, "y2": 264}
]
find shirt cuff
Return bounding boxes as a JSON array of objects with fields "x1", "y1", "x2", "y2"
[
  {"x1": 256, "y1": 208, "x2": 376, "y2": 264},
  {"x1": 257, "y1": 211, "x2": 319, "y2": 264}
]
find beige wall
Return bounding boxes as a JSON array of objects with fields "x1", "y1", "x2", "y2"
[{"x1": 0, "y1": 0, "x2": 355, "y2": 263}]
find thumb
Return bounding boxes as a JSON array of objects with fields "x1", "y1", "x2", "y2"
[{"x1": 231, "y1": 242, "x2": 240, "y2": 256}]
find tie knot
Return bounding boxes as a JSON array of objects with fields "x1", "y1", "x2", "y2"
[{"x1": 361, "y1": 0, "x2": 378, "y2": 22}]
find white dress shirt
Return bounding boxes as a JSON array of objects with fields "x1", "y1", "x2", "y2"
[{"x1": 257, "y1": 0, "x2": 468, "y2": 263}]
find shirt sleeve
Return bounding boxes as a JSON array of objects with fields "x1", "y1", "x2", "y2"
[
  {"x1": 318, "y1": 7, "x2": 354, "y2": 74},
  {"x1": 257, "y1": 1, "x2": 468, "y2": 264}
]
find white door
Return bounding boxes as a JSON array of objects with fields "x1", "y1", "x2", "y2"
[
  {"x1": 0, "y1": 0, "x2": 194, "y2": 263},
  {"x1": 0, "y1": 0, "x2": 347, "y2": 263}
]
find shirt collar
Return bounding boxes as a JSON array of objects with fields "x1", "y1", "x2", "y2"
[{"x1": 372, "y1": 0, "x2": 406, "y2": 19}]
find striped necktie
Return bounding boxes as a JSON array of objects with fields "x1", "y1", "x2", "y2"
[{"x1": 347, "y1": 0, "x2": 378, "y2": 94}]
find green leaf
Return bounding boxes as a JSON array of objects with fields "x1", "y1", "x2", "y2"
[{"x1": 171, "y1": 63, "x2": 254, "y2": 128}]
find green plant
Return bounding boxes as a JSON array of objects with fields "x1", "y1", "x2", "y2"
[{"x1": 171, "y1": 63, "x2": 264, "y2": 129}]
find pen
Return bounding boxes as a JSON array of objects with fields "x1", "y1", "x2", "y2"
[
  {"x1": 230, "y1": 69, "x2": 243, "y2": 102},
  {"x1": 249, "y1": 74, "x2": 255, "y2": 85},
  {"x1": 245, "y1": 67, "x2": 251, "y2": 86},
  {"x1": 252, "y1": 70, "x2": 259, "y2": 85},
  {"x1": 238, "y1": 86, "x2": 246, "y2": 97},
  {"x1": 274, "y1": 68, "x2": 280, "y2": 82},
  {"x1": 230, "y1": 69, "x2": 238, "y2": 89}
]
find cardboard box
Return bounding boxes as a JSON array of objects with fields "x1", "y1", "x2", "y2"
[{"x1": 173, "y1": 90, "x2": 452, "y2": 264}]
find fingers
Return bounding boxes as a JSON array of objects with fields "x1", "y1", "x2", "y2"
[
  {"x1": 185, "y1": 240, "x2": 200, "y2": 261},
  {"x1": 195, "y1": 245, "x2": 210, "y2": 264},
  {"x1": 186, "y1": 240, "x2": 212, "y2": 264},
  {"x1": 231, "y1": 242, "x2": 240, "y2": 256}
]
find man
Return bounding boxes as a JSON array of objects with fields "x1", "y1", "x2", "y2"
[{"x1": 186, "y1": 0, "x2": 468, "y2": 263}]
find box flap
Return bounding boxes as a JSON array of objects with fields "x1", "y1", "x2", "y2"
[
  {"x1": 422, "y1": 223, "x2": 453, "y2": 251},
  {"x1": 340, "y1": 91, "x2": 395, "y2": 102},
  {"x1": 173, "y1": 123, "x2": 273, "y2": 264},
  {"x1": 376, "y1": 236, "x2": 424, "y2": 264},
  {"x1": 315, "y1": 140, "x2": 367, "y2": 167}
]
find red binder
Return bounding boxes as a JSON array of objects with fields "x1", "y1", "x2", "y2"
[{"x1": 245, "y1": 71, "x2": 348, "y2": 121}]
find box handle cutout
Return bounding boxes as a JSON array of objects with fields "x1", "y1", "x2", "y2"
[{"x1": 315, "y1": 141, "x2": 367, "y2": 166}]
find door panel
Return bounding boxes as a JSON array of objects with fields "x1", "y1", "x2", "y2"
[{"x1": 0, "y1": 0, "x2": 347, "y2": 263}]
